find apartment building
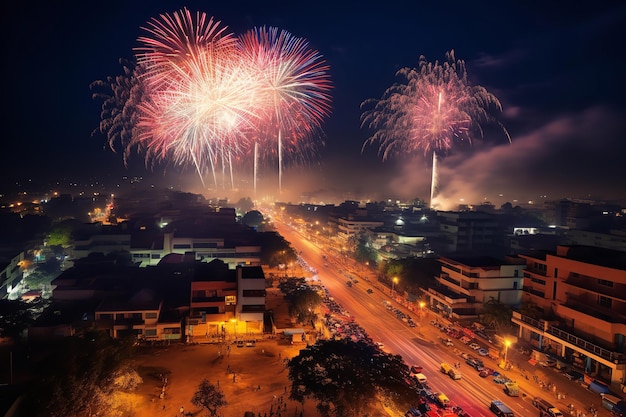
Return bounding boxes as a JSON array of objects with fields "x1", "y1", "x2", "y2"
[
  {"x1": 514, "y1": 245, "x2": 626, "y2": 389},
  {"x1": 94, "y1": 289, "x2": 182, "y2": 341},
  {"x1": 187, "y1": 260, "x2": 265, "y2": 342},
  {"x1": 422, "y1": 255, "x2": 525, "y2": 320}
]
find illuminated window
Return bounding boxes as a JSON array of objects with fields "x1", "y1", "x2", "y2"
[{"x1": 225, "y1": 295, "x2": 236, "y2": 305}]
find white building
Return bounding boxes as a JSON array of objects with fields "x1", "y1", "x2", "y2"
[{"x1": 422, "y1": 255, "x2": 526, "y2": 320}]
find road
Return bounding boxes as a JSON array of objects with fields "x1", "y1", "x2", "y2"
[{"x1": 270, "y1": 216, "x2": 608, "y2": 417}]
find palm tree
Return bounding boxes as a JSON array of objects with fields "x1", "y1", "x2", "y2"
[{"x1": 480, "y1": 299, "x2": 512, "y2": 330}]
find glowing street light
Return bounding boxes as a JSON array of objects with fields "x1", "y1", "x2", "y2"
[
  {"x1": 230, "y1": 318, "x2": 237, "y2": 340},
  {"x1": 419, "y1": 301, "x2": 426, "y2": 322},
  {"x1": 391, "y1": 277, "x2": 398, "y2": 296},
  {"x1": 504, "y1": 339, "x2": 512, "y2": 367}
]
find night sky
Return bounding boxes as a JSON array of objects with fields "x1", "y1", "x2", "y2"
[{"x1": 3, "y1": 1, "x2": 625, "y2": 206}]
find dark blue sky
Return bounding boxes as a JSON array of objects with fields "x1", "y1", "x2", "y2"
[{"x1": 3, "y1": 1, "x2": 625, "y2": 205}]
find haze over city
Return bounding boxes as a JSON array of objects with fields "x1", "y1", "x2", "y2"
[{"x1": 3, "y1": 1, "x2": 625, "y2": 207}]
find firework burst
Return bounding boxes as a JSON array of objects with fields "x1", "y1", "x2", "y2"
[
  {"x1": 361, "y1": 50, "x2": 509, "y2": 206},
  {"x1": 239, "y1": 26, "x2": 332, "y2": 194},
  {"x1": 132, "y1": 8, "x2": 263, "y2": 187},
  {"x1": 93, "y1": 10, "x2": 332, "y2": 194}
]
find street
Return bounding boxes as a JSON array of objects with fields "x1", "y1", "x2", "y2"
[{"x1": 272, "y1": 217, "x2": 609, "y2": 417}]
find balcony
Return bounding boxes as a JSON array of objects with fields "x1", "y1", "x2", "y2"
[
  {"x1": 562, "y1": 297, "x2": 626, "y2": 324},
  {"x1": 563, "y1": 277, "x2": 626, "y2": 301},
  {"x1": 512, "y1": 311, "x2": 547, "y2": 331},
  {"x1": 513, "y1": 312, "x2": 626, "y2": 364},
  {"x1": 547, "y1": 325, "x2": 626, "y2": 364}
]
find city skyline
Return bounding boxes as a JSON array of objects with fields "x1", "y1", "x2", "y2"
[{"x1": 3, "y1": 1, "x2": 626, "y2": 207}]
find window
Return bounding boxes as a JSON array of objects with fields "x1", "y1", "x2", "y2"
[
  {"x1": 173, "y1": 244, "x2": 192, "y2": 249},
  {"x1": 531, "y1": 277, "x2": 546, "y2": 286},
  {"x1": 242, "y1": 289, "x2": 265, "y2": 297},
  {"x1": 145, "y1": 329, "x2": 157, "y2": 337},
  {"x1": 598, "y1": 295, "x2": 612, "y2": 308},
  {"x1": 145, "y1": 312, "x2": 158, "y2": 319},
  {"x1": 225, "y1": 295, "x2": 236, "y2": 305},
  {"x1": 598, "y1": 279, "x2": 613, "y2": 287}
]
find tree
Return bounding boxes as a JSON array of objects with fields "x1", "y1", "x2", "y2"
[
  {"x1": 353, "y1": 233, "x2": 377, "y2": 265},
  {"x1": 235, "y1": 197, "x2": 254, "y2": 213},
  {"x1": 20, "y1": 330, "x2": 137, "y2": 417},
  {"x1": 480, "y1": 299, "x2": 513, "y2": 330},
  {"x1": 0, "y1": 299, "x2": 32, "y2": 338},
  {"x1": 287, "y1": 339, "x2": 414, "y2": 417},
  {"x1": 47, "y1": 222, "x2": 74, "y2": 247},
  {"x1": 288, "y1": 288, "x2": 322, "y2": 324},
  {"x1": 257, "y1": 231, "x2": 298, "y2": 267},
  {"x1": 191, "y1": 378, "x2": 227, "y2": 417}
]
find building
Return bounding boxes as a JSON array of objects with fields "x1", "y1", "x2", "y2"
[
  {"x1": 0, "y1": 250, "x2": 25, "y2": 299},
  {"x1": 94, "y1": 289, "x2": 182, "y2": 341},
  {"x1": 68, "y1": 220, "x2": 261, "y2": 269},
  {"x1": 422, "y1": 255, "x2": 525, "y2": 320},
  {"x1": 187, "y1": 260, "x2": 265, "y2": 342},
  {"x1": 436, "y1": 211, "x2": 503, "y2": 255},
  {"x1": 513, "y1": 245, "x2": 626, "y2": 389},
  {"x1": 336, "y1": 215, "x2": 384, "y2": 243},
  {"x1": 236, "y1": 265, "x2": 266, "y2": 334}
]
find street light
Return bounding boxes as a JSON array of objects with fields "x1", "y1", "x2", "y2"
[
  {"x1": 230, "y1": 318, "x2": 237, "y2": 341},
  {"x1": 504, "y1": 339, "x2": 511, "y2": 368},
  {"x1": 419, "y1": 301, "x2": 426, "y2": 322},
  {"x1": 391, "y1": 277, "x2": 398, "y2": 296}
]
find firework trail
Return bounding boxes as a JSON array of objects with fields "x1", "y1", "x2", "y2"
[
  {"x1": 239, "y1": 26, "x2": 332, "y2": 195},
  {"x1": 361, "y1": 50, "x2": 509, "y2": 208}
]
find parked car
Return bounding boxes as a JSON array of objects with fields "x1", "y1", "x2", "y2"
[
  {"x1": 469, "y1": 342, "x2": 481, "y2": 350},
  {"x1": 478, "y1": 348, "x2": 489, "y2": 356},
  {"x1": 410, "y1": 365, "x2": 424, "y2": 374},
  {"x1": 564, "y1": 370, "x2": 584, "y2": 381},
  {"x1": 539, "y1": 359, "x2": 557, "y2": 367},
  {"x1": 441, "y1": 337, "x2": 454, "y2": 347}
]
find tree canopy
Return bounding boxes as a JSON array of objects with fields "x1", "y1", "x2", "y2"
[
  {"x1": 480, "y1": 298, "x2": 513, "y2": 330},
  {"x1": 257, "y1": 231, "x2": 298, "y2": 267},
  {"x1": 287, "y1": 339, "x2": 413, "y2": 417},
  {"x1": 20, "y1": 330, "x2": 138, "y2": 417}
]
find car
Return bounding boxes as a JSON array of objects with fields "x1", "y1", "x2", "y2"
[
  {"x1": 564, "y1": 370, "x2": 584, "y2": 381},
  {"x1": 469, "y1": 342, "x2": 481, "y2": 350},
  {"x1": 460, "y1": 336, "x2": 472, "y2": 344},
  {"x1": 366, "y1": 288, "x2": 374, "y2": 294},
  {"x1": 478, "y1": 348, "x2": 489, "y2": 356},
  {"x1": 460, "y1": 352, "x2": 470, "y2": 360},
  {"x1": 539, "y1": 359, "x2": 557, "y2": 367},
  {"x1": 479, "y1": 369, "x2": 490, "y2": 378},
  {"x1": 441, "y1": 338, "x2": 454, "y2": 347},
  {"x1": 410, "y1": 365, "x2": 423, "y2": 374}
]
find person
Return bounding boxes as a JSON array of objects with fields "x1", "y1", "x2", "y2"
[{"x1": 180, "y1": 406, "x2": 185, "y2": 415}]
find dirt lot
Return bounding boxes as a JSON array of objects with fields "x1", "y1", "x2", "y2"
[
  {"x1": 132, "y1": 339, "x2": 318, "y2": 417},
  {"x1": 128, "y1": 286, "x2": 331, "y2": 417}
]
